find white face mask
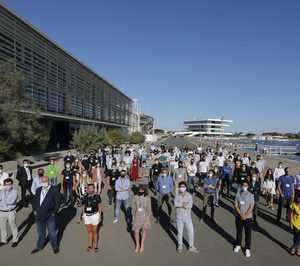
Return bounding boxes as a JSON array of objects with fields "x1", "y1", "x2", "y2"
[
  {"x1": 252, "y1": 178, "x2": 256, "y2": 182},
  {"x1": 208, "y1": 174, "x2": 213, "y2": 177},
  {"x1": 242, "y1": 186, "x2": 248, "y2": 192},
  {"x1": 162, "y1": 173, "x2": 167, "y2": 177},
  {"x1": 279, "y1": 165, "x2": 282, "y2": 168},
  {"x1": 83, "y1": 174, "x2": 87, "y2": 178},
  {"x1": 24, "y1": 164, "x2": 28, "y2": 168},
  {"x1": 42, "y1": 182, "x2": 49, "y2": 188},
  {"x1": 0, "y1": 169, "x2": 3, "y2": 173},
  {"x1": 5, "y1": 185, "x2": 12, "y2": 190},
  {"x1": 179, "y1": 187, "x2": 186, "y2": 193}
]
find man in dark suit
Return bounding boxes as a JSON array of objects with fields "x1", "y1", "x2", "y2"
[
  {"x1": 31, "y1": 176, "x2": 61, "y2": 254},
  {"x1": 16, "y1": 159, "x2": 33, "y2": 207}
]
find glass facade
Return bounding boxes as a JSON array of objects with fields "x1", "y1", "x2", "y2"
[{"x1": 0, "y1": 3, "x2": 133, "y2": 127}]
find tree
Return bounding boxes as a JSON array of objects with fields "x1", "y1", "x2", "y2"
[
  {"x1": 154, "y1": 129, "x2": 165, "y2": 135},
  {"x1": 0, "y1": 62, "x2": 49, "y2": 161},
  {"x1": 245, "y1": 133, "x2": 255, "y2": 138},
  {"x1": 72, "y1": 126, "x2": 109, "y2": 153},
  {"x1": 128, "y1": 132, "x2": 146, "y2": 144},
  {"x1": 107, "y1": 128, "x2": 126, "y2": 146}
]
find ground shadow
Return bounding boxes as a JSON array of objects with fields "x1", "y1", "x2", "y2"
[
  {"x1": 7, "y1": 211, "x2": 35, "y2": 243},
  {"x1": 192, "y1": 204, "x2": 236, "y2": 246}
]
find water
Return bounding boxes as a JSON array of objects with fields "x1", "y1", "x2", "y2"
[{"x1": 228, "y1": 139, "x2": 300, "y2": 161}]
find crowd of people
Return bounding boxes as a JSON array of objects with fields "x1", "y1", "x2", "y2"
[{"x1": 0, "y1": 142, "x2": 299, "y2": 258}]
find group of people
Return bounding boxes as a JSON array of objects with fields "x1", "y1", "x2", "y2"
[{"x1": 0, "y1": 142, "x2": 299, "y2": 258}]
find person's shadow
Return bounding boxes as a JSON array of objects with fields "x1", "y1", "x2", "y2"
[
  {"x1": 151, "y1": 196, "x2": 187, "y2": 248},
  {"x1": 56, "y1": 207, "x2": 76, "y2": 244},
  {"x1": 7, "y1": 211, "x2": 35, "y2": 243}
]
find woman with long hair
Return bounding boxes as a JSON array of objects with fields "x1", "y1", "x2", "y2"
[
  {"x1": 263, "y1": 169, "x2": 276, "y2": 209},
  {"x1": 132, "y1": 185, "x2": 151, "y2": 252}
]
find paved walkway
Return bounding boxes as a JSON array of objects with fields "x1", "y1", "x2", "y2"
[{"x1": 0, "y1": 137, "x2": 299, "y2": 266}]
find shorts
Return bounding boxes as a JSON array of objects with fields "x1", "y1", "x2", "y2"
[{"x1": 84, "y1": 212, "x2": 100, "y2": 226}]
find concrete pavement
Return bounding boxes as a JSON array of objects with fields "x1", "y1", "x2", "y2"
[{"x1": 0, "y1": 137, "x2": 299, "y2": 266}]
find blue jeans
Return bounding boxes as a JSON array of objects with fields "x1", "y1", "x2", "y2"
[
  {"x1": 114, "y1": 198, "x2": 131, "y2": 223},
  {"x1": 176, "y1": 218, "x2": 194, "y2": 247},
  {"x1": 188, "y1": 175, "x2": 197, "y2": 195},
  {"x1": 63, "y1": 186, "x2": 74, "y2": 206},
  {"x1": 215, "y1": 188, "x2": 219, "y2": 204},
  {"x1": 49, "y1": 178, "x2": 57, "y2": 185},
  {"x1": 36, "y1": 215, "x2": 58, "y2": 250}
]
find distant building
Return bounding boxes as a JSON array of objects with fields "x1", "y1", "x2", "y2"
[{"x1": 175, "y1": 118, "x2": 233, "y2": 137}]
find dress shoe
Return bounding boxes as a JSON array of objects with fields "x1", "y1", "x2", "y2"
[
  {"x1": 31, "y1": 248, "x2": 40, "y2": 254},
  {"x1": 53, "y1": 248, "x2": 60, "y2": 254},
  {"x1": 11, "y1": 242, "x2": 18, "y2": 248},
  {"x1": 0, "y1": 242, "x2": 7, "y2": 247}
]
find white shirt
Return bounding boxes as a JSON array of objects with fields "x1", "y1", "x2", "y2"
[
  {"x1": 0, "y1": 171, "x2": 9, "y2": 186},
  {"x1": 274, "y1": 167, "x2": 285, "y2": 181},
  {"x1": 40, "y1": 186, "x2": 50, "y2": 205},
  {"x1": 199, "y1": 161, "x2": 209, "y2": 173},
  {"x1": 187, "y1": 164, "x2": 197, "y2": 177},
  {"x1": 242, "y1": 157, "x2": 250, "y2": 166},
  {"x1": 25, "y1": 167, "x2": 31, "y2": 181},
  {"x1": 216, "y1": 156, "x2": 225, "y2": 167}
]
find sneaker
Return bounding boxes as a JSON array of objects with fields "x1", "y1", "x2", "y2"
[
  {"x1": 113, "y1": 218, "x2": 118, "y2": 224},
  {"x1": 245, "y1": 249, "x2": 251, "y2": 258},
  {"x1": 215, "y1": 203, "x2": 219, "y2": 207},
  {"x1": 188, "y1": 246, "x2": 199, "y2": 253},
  {"x1": 234, "y1": 246, "x2": 241, "y2": 253},
  {"x1": 177, "y1": 245, "x2": 183, "y2": 253}
]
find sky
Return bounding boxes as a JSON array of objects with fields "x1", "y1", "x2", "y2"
[{"x1": 2, "y1": 0, "x2": 300, "y2": 133}]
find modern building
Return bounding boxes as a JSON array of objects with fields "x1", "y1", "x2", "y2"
[
  {"x1": 0, "y1": 3, "x2": 153, "y2": 148},
  {"x1": 131, "y1": 99, "x2": 154, "y2": 135},
  {"x1": 175, "y1": 118, "x2": 233, "y2": 137}
]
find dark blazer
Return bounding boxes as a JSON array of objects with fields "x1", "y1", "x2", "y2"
[
  {"x1": 16, "y1": 166, "x2": 33, "y2": 186},
  {"x1": 32, "y1": 186, "x2": 61, "y2": 221},
  {"x1": 249, "y1": 181, "x2": 261, "y2": 202}
]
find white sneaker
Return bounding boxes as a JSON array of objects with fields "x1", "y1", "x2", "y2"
[
  {"x1": 177, "y1": 245, "x2": 183, "y2": 253},
  {"x1": 113, "y1": 218, "x2": 118, "y2": 224},
  {"x1": 234, "y1": 246, "x2": 241, "y2": 253},
  {"x1": 245, "y1": 249, "x2": 251, "y2": 258},
  {"x1": 188, "y1": 246, "x2": 199, "y2": 253}
]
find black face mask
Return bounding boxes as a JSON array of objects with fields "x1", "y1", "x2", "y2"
[
  {"x1": 121, "y1": 175, "x2": 126, "y2": 178},
  {"x1": 138, "y1": 191, "x2": 145, "y2": 196},
  {"x1": 38, "y1": 173, "x2": 43, "y2": 177}
]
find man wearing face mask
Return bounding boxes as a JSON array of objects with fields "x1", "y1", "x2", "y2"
[
  {"x1": 187, "y1": 159, "x2": 197, "y2": 196},
  {"x1": 61, "y1": 163, "x2": 76, "y2": 208},
  {"x1": 248, "y1": 173, "x2": 261, "y2": 226},
  {"x1": 31, "y1": 176, "x2": 61, "y2": 254},
  {"x1": 113, "y1": 170, "x2": 131, "y2": 224},
  {"x1": 31, "y1": 169, "x2": 44, "y2": 195},
  {"x1": 234, "y1": 181, "x2": 254, "y2": 258},
  {"x1": 200, "y1": 170, "x2": 217, "y2": 222},
  {"x1": 16, "y1": 159, "x2": 33, "y2": 208},
  {"x1": 174, "y1": 161, "x2": 188, "y2": 195},
  {"x1": 105, "y1": 164, "x2": 119, "y2": 209},
  {"x1": 0, "y1": 178, "x2": 19, "y2": 247},
  {"x1": 156, "y1": 169, "x2": 174, "y2": 224},
  {"x1": 63, "y1": 151, "x2": 75, "y2": 168},
  {"x1": 151, "y1": 159, "x2": 162, "y2": 196},
  {"x1": 277, "y1": 167, "x2": 295, "y2": 223},
  {"x1": 46, "y1": 159, "x2": 59, "y2": 185}
]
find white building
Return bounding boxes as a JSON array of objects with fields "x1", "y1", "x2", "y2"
[{"x1": 175, "y1": 118, "x2": 233, "y2": 137}]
